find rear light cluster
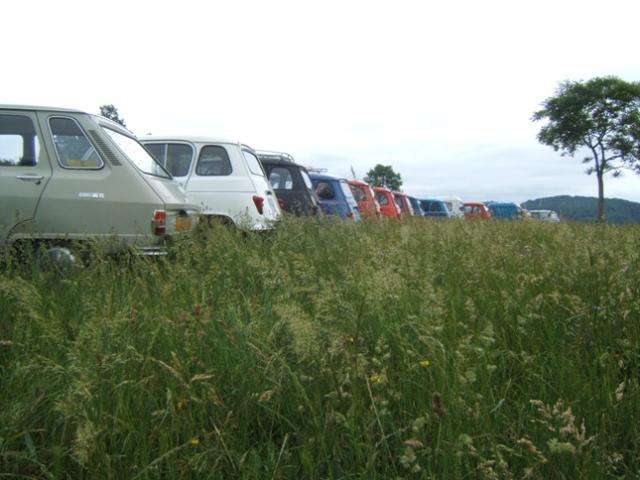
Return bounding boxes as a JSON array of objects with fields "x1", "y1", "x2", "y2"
[
  {"x1": 253, "y1": 195, "x2": 265, "y2": 215},
  {"x1": 153, "y1": 210, "x2": 166, "y2": 236},
  {"x1": 278, "y1": 198, "x2": 285, "y2": 209}
]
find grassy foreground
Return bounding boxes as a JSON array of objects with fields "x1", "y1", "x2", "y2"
[{"x1": 1, "y1": 218, "x2": 639, "y2": 479}]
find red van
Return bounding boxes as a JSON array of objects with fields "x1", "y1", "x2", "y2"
[
  {"x1": 463, "y1": 202, "x2": 492, "y2": 220},
  {"x1": 393, "y1": 192, "x2": 415, "y2": 217},
  {"x1": 373, "y1": 186, "x2": 401, "y2": 218},
  {"x1": 348, "y1": 179, "x2": 381, "y2": 219}
]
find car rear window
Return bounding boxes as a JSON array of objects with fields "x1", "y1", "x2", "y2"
[
  {"x1": 269, "y1": 166, "x2": 294, "y2": 190},
  {"x1": 146, "y1": 143, "x2": 193, "y2": 177},
  {"x1": 196, "y1": 145, "x2": 232, "y2": 176},
  {"x1": 50, "y1": 117, "x2": 103, "y2": 169},
  {"x1": 350, "y1": 184, "x2": 365, "y2": 202},
  {"x1": 0, "y1": 114, "x2": 40, "y2": 167},
  {"x1": 315, "y1": 181, "x2": 335, "y2": 200},
  {"x1": 376, "y1": 192, "x2": 389, "y2": 206}
]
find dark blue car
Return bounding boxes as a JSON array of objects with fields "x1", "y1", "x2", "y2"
[
  {"x1": 486, "y1": 202, "x2": 523, "y2": 220},
  {"x1": 310, "y1": 173, "x2": 361, "y2": 220}
]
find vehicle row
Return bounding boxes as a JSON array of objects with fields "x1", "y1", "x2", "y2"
[{"x1": 0, "y1": 104, "x2": 559, "y2": 265}]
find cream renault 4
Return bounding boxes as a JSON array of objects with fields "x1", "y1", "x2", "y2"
[
  {"x1": 0, "y1": 105, "x2": 200, "y2": 263},
  {"x1": 141, "y1": 136, "x2": 282, "y2": 230}
]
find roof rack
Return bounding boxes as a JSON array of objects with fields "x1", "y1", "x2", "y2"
[
  {"x1": 306, "y1": 167, "x2": 328, "y2": 173},
  {"x1": 255, "y1": 150, "x2": 296, "y2": 163}
]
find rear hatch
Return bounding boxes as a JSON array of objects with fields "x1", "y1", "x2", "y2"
[
  {"x1": 241, "y1": 148, "x2": 281, "y2": 224},
  {"x1": 101, "y1": 126, "x2": 200, "y2": 235}
]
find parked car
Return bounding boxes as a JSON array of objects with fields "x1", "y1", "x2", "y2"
[
  {"x1": 142, "y1": 136, "x2": 281, "y2": 230},
  {"x1": 407, "y1": 196, "x2": 424, "y2": 216},
  {"x1": 529, "y1": 209, "x2": 560, "y2": 222},
  {"x1": 486, "y1": 202, "x2": 525, "y2": 220},
  {"x1": 373, "y1": 186, "x2": 401, "y2": 219},
  {"x1": 463, "y1": 202, "x2": 492, "y2": 220},
  {"x1": 0, "y1": 105, "x2": 200, "y2": 264},
  {"x1": 348, "y1": 179, "x2": 381, "y2": 219},
  {"x1": 419, "y1": 198, "x2": 451, "y2": 218},
  {"x1": 256, "y1": 150, "x2": 320, "y2": 217},
  {"x1": 393, "y1": 192, "x2": 415, "y2": 216},
  {"x1": 441, "y1": 196, "x2": 464, "y2": 218},
  {"x1": 310, "y1": 173, "x2": 361, "y2": 220}
]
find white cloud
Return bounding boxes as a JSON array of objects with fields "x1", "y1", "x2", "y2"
[{"x1": 4, "y1": 0, "x2": 640, "y2": 203}]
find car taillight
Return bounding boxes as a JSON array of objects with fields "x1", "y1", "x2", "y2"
[
  {"x1": 278, "y1": 198, "x2": 285, "y2": 209},
  {"x1": 153, "y1": 210, "x2": 167, "y2": 236},
  {"x1": 253, "y1": 195, "x2": 264, "y2": 215},
  {"x1": 347, "y1": 211, "x2": 354, "y2": 219}
]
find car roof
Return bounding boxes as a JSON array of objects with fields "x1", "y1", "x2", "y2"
[
  {"x1": 309, "y1": 172, "x2": 345, "y2": 181},
  {"x1": 420, "y1": 198, "x2": 444, "y2": 203},
  {"x1": 142, "y1": 135, "x2": 240, "y2": 145},
  {"x1": 256, "y1": 151, "x2": 304, "y2": 167},
  {"x1": 0, "y1": 104, "x2": 85, "y2": 114},
  {"x1": 373, "y1": 185, "x2": 392, "y2": 192},
  {"x1": 347, "y1": 179, "x2": 370, "y2": 186}
]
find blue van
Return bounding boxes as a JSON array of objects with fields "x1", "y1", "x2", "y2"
[
  {"x1": 310, "y1": 173, "x2": 361, "y2": 220},
  {"x1": 419, "y1": 198, "x2": 451, "y2": 218},
  {"x1": 486, "y1": 202, "x2": 523, "y2": 220}
]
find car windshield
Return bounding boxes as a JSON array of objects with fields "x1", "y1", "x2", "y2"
[
  {"x1": 103, "y1": 128, "x2": 170, "y2": 178},
  {"x1": 340, "y1": 181, "x2": 356, "y2": 202}
]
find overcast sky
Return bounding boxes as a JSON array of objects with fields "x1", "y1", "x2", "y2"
[{"x1": 4, "y1": 0, "x2": 640, "y2": 203}]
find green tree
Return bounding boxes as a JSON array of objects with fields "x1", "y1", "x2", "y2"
[
  {"x1": 532, "y1": 76, "x2": 640, "y2": 222},
  {"x1": 364, "y1": 164, "x2": 403, "y2": 191},
  {"x1": 99, "y1": 104, "x2": 127, "y2": 127}
]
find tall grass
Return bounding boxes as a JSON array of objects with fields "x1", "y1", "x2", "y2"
[{"x1": 1, "y1": 218, "x2": 639, "y2": 478}]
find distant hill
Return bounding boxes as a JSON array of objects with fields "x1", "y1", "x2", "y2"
[{"x1": 522, "y1": 196, "x2": 640, "y2": 224}]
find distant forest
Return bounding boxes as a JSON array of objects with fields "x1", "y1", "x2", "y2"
[{"x1": 522, "y1": 196, "x2": 640, "y2": 224}]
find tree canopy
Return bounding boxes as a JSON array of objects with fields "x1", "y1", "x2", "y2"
[
  {"x1": 99, "y1": 104, "x2": 127, "y2": 127},
  {"x1": 364, "y1": 164, "x2": 403, "y2": 191},
  {"x1": 532, "y1": 76, "x2": 640, "y2": 222}
]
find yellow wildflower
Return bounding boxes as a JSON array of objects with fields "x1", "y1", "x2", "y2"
[
  {"x1": 370, "y1": 373, "x2": 385, "y2": 385},
  {"x1": 419, "y1": 360, "x2": 431, "y2": 368},
  {"x1": 190, "y1": 437, "x2": 200, "y2": 446}
]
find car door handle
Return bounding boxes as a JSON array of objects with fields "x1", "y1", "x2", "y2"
[{"x1": 16, "y1": 174, "x2": 45, "y2": 184}]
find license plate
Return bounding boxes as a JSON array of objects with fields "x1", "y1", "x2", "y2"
[{"x1": 175, "y1": 216, "x2": 192, "y2": 231}]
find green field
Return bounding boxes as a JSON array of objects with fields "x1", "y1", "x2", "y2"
[{"x1": 1, "y1": 219, "x2": 639, "y2": 479}]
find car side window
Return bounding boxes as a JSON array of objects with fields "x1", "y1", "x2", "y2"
[
  {"x1": 0, "y1": 114, "x2": 40, "y2": 167},
  {"x1": 196, "y1": 145, "x2": 232, "y2": 176},
  {"x1": 315, "y1": 181, "x2": 335, "y2": 200},
  {"x1": 50, "y1": 117, "x2": 103, "y2": 169},
  {"x1": 147, "y1": 143, "x2": 193, "y2": 177},
  {"x1": 269, "y1": 167, "x2": 294, "y2": 189},
  {"x1": 376, "y1": 192, "x2": 389, "y2": 206},
  {"x1": 431, "y1": 202, "x2": 442, "y2": 212}
]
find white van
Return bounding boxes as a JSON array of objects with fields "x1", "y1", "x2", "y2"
[
  {"x1": 0, "y1": 105, "x2": 200, "y2": 264},
  {"x1": 440, "y1": 196, "x2": 465, "y2": 218},
  {"x1": 142, "y1": 136, "x2": 281, "y2": 230}
]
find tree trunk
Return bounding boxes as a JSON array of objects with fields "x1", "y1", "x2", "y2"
[{"x1": 596, "y1": 170, "x2": 605, "y2": 223}]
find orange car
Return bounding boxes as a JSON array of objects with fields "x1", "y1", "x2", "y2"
[
  {"x1": 393, "y1": 192, "x2": 415, "y2": 217},
  {"x1": 463, "y1": 202, "x2": 492, "y2": 220},
  {"x1": 373, "y1": 186, "x2": 401, "y2": 218},
  {"x1": 348, "y1": 179, "x2": 381, "y2": 219}
]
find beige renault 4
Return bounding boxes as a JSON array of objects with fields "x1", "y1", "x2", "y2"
[{"x1": 0, "y1": 105, "x2": 200, "y2": 263}]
